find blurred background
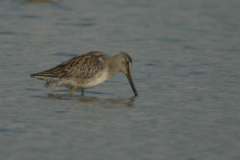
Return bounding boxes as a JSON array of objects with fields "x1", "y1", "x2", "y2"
[{"x1": 1, "y1": 0, "x2": 240, "y2": 159}]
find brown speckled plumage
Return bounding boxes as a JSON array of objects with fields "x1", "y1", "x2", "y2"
[{"x1": 31, "y1": 51, "x2": 138, "y2": 96}]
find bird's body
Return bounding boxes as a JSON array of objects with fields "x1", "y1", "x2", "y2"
[{"x1": 31, "y1": 51, "x2": 138, "y2": 97}]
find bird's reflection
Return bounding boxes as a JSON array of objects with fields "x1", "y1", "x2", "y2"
[
  {"x1": 32, "y1": 93, "x2": 136, "y2": 108},
  {"x1": 20, "y1": 0, "x2": 61, "y2": 5},
  {"x1": 31, "y1": 93, "x2": 136, "y2": 120}
]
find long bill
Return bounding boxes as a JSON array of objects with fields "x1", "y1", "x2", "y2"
[{"x1": 126, "y1": 69, "x2": 138, "y2": 97}]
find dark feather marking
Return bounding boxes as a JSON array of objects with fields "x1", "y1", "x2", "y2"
[{"x1": 31, "y1": 52, "x2": 104, "y2": 81}]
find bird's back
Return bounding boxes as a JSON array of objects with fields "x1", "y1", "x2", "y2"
[{"x1": 31, "y1": 51, "x2": 108, "y2": 83}]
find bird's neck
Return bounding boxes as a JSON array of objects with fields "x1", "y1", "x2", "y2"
[
  {"x1": 107, "y1": 54, "x2": 122, "y2": 78},
  {"x1": 111, "y1": 54, "x2": 122, "y2": 69}
]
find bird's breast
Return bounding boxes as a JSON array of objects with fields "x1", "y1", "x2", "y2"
[{"x1": 80, "y1": 71, "x2": 109, "y2": 89}]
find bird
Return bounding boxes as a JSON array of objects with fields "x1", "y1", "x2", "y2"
[{"x1": 30, "y1": 51, "x2": 138, "y2": 97}]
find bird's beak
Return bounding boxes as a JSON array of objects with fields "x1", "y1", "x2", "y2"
[{"x1": 126, "y1": 67, "x2": 138, "y2": 97}]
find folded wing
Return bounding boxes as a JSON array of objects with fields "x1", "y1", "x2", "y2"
[{"x1": 31, "y1": 52, "x2": 104, "y2": 82}]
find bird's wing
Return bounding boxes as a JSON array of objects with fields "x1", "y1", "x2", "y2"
[{"x1": 31, "y1": 52, "x2": 104, "y2": 81}]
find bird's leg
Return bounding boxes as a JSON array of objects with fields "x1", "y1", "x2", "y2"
[
  {"x1": 69, "y1": 86, "x2": 77, "y2": 95},
  {"x1": 81, "y1": 89, "x2": 84, "y2": 96}
]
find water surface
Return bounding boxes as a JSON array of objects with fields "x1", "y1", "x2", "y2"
[{"x1": 1, "y1": 0, "x2": 240, "y2": 159}]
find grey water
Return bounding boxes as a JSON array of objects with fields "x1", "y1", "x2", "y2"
[{"x1": 1, "y1": 0, "x2": 240, "y2": 159}]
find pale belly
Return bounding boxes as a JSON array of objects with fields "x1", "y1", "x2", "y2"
[{"x1": 64, "y1": 71, "x2": 109, "y2": 89}]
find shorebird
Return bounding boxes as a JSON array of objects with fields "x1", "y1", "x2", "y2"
[{"x1": 30, "y1": 51, "x2": 138, "y2": 97}]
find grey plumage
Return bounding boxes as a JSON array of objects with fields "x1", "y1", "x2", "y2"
[{"x1": 31, "y1": 51, "x2": 138, "y2": 96}]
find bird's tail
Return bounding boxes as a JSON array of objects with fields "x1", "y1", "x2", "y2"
[{"x1": 30, "y1": 72, "x2": 61, "y2": 82}]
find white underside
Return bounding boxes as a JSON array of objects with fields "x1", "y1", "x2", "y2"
[
  {"x1": 79, "y1": 71, "x2": 109, "y2": 89},
  {"x1": 44, "y1": 71, "x2": 110, "y2": 90}
]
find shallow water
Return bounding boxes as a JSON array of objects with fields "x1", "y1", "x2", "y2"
[{"x1": 1, "y1": 0, "x2": 240, "y2": 159}]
